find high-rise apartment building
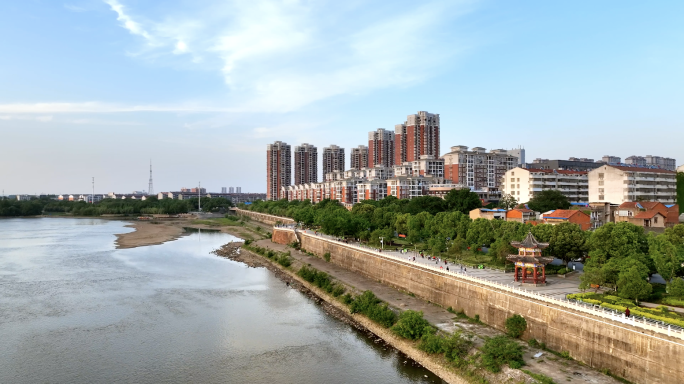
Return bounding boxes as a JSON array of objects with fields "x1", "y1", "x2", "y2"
[
  {"x1": 368, "y1": 128, "x2": 394, "y2": 168},
  {"x1": 394, "y1": 111, "x2": 440, "y2": 164},
  {"x1": 229, "y1": 187, "x2": 235, "y2": 193},
  {"x1": 221, "y1": 187, "x2": 227, "y2": 193},
  {"x1": 236, "y1": 187, "x2": 241, "y2": 193},
  {"x1": 442, "y1": 146, "x2": 517, "y2": 190},
  {"x1": 602, "y1": 155, "x2": 621, "y2": 164},
  {"x1": 623, "y1": 155, "x2": 676, "y2": 171},
  {"x1": 507, "y1": 147, "x2": 525, "y2": 166},
  {"x1": 267, "y1": 141, "x2": 291, "y2": 200},
  {"x1": 294, "y1": 143, "x2": 318, "y2": 185},
  {"x1": 322, "y1": 145, "x2": 345, "y2": 176},
  {"x1": 350, "y1": 145, "x2": 369, "y2": 170}
]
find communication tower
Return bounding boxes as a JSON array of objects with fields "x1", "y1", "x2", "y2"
[{"x1": 148, "y1": 160, "x2": 154, "y2": 195}]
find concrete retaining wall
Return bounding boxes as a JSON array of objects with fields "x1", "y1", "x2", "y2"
[
  {"x1": 274, "y1": 228, "x2": 684, "y2": 384},
  {"x1": 234, "y1": 208, "x2": 295, "y2": 225}
]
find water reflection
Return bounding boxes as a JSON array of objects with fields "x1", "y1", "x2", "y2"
[{"x1": 0, "y1": 218, "x2": 444, "y2": 384}]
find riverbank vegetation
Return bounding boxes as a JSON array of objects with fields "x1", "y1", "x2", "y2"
[{"x1": 0, "y1": 196, "x2": 232, "y2": 216}]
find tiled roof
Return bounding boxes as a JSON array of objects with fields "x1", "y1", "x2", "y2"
[
  {"x1": 633, "y1": 211, "x2": 664, "y2": 219},
  {"x1": 544, "y1": 209, "x2": 583, "y2": 219},
  {"x1": 511, "y1": 232, "x2": 549, "y2": 249}
]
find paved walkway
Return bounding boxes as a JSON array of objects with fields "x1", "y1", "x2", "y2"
[{"x1": 298, "y1": 228, "x2": 582, "y2": 299}]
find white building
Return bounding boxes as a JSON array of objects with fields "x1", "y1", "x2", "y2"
[
  {"x1": 500, "y1": 167, "x2": 589, "y2": 203},
  {"x1": 678, "y1": 164, "x2": 684, "y2": 173},
  {"x1": 588, "y1": 165, "x2": 677, "y2": 204},
  {"x1": 442, "y1": 146, "x2": 517, "y2": 190}
]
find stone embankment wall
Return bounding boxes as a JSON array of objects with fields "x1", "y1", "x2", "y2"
[
  {"x1": 234, "y1": 208, "x2": 295, "y2": 226},
  {"x1": 272, "y1": 228, "x2": 684, "y2": 384}
]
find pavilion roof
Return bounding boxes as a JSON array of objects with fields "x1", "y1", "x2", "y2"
[{"x1": 510, "y1": 232, "x2": 549, "y2": 249}]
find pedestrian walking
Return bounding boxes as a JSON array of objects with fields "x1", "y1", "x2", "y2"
[
  {"x1": 625, "y1": 308, "x2": 630, "y2": 317},
  {"x1": 446, "y1": 266, "x2": 449, "y2": 271}
]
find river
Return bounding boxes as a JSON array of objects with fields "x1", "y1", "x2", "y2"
[{"x1": 0, "y1": 218, "x2": 444, "y2": 383}]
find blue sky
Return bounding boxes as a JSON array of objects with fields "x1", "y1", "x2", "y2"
[{"x1": 1, "y1": 0, "x2": 683, "y2": 195}]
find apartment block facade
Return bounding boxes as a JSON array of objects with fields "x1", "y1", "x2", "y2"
[
  {"x1": 442, "y1": 146, "x2": 517, "y2": 190},
  {"x1": 500, "y1": 167, "x2": 589, "y2": 203},
  {"x1": 368, "y1": 129, "x2": 394, "y2": 168},
  {"x1": 350, "y1": 145, "x2": 369, "y2": 170},
  {"x1": 294, "y1": 143, "x2": 318, "y2": 185},
  {"x1": 267, "y1": 141, "x2": 291, "y2": 200},
  {"x1": 395, "y1": 111, "x2": 440, "y2": 164},
  {"x1": 588, "y1": 165, "x2": 677, "y2": 204},
  {"x1": 322, "y1": 145, "x2": 345, "y2": 176},
  {"x1": 624, "y1": 155, "x2": 676, "y2": 171}
]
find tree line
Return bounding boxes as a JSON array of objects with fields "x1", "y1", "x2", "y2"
[
  {"x1": 0, "y1": 196, "x2": 232, "y2": 216},
  {"x1": 244, "y1": 192, "x2": 684, "y2": 299}
]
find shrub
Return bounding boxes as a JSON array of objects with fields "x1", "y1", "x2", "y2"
[
  {"x1": 331, "y1": 285, "x2": 346, "y2": 297},
  {"x1": 480, "y1": 336, "x2": 524, "y2": 373},
  {"x1": 244, "y1": 239, "x2": 252, "y2": 245},
  {"x1": 505, "y1": 314, "x2": 527, "y2": 338},
  {"x1": 418, "y1": 331, "x2": 444, "y2": 354},
  {"x1": 528, "y1": 338, "x2": 540, "y2": 348},
  {"x1": 349, "y1": 291, "x2": 397, "y2": 328},
  {"x1": 341, "y1": 293, "x2": 354, "y2": 305},
  {"x1": 324, "y1": 252, "x2": 331, "y2": 262},
  {"x1": 391, "y1": 310, "x2": 433, "y2": 340},
  {"x1": 521, "y1": 370, "x2": 555, "y2": 384},
  {"x1": 560, "y1": 350, "x2": 571, "y2": 359},
  {"x1": 557, "y1": 268, "x2": 568, "y2": 275},
  {"x1": 277, "y1": 255, "x2": 292, "y2": 267},
  {"x1": 266, "y1": 250, "x2": 276, "y2": 258},
  {"x1": 442, "y1": 331, "x2": 473, "y2": 366}
]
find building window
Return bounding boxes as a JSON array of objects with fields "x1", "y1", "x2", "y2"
[
  {"x1": 598, "y1": 195, "x2": 604, "y2": 200},
  {"x1": 598, "y1": 173, "x2": 604, "y2": 179},
  {"x1": 599, "y1": 180, "x2": 604, "y2": 186},
  {"x1": 654, "y1": 216, "x2": 658, "y2": 224}
]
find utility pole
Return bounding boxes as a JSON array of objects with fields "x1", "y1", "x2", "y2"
[
  {"x1": 198, "y1": 182, "x2": 201, "y2": 212},
  {"x1": 92, "y1": 177, "x2": 95, "y2": 204}
]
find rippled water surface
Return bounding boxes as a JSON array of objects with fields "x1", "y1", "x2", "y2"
[{"x1": 0, "y1": 218, "x2": 443, "y2": 384}]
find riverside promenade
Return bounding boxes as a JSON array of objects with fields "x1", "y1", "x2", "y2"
[{"x1": 299, "y1": 228, "x2": 582, "y2": 300}]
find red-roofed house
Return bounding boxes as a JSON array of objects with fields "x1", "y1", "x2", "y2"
[
  {"x1": 541, "y1": 209, "x2": 591, "y2": 230},
  {"x1": 506, "y1": 208, "x2": 536, "y2": 223},
  {"x1": 616, "y1": 202, "x2": 680, "y2": 228}
]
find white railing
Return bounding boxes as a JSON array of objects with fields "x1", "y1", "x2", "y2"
[{"x1": 278, "y1": 227, "x2": 684, "y2": 341}]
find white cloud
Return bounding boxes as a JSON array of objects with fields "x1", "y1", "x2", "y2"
[
  {"x1": 0, "y1": 102, "x2": 231, "y2": 114},
  {"x1": 94, "y1": 0, "x2": 477, "y2": 114},
  {"x1": 104, "y1": 0, "x2": 156, "y2": 44}
]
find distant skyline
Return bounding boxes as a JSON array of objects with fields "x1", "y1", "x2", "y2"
[{"x1": 1, "y1": 1, "x2": 683, "y2": 194}]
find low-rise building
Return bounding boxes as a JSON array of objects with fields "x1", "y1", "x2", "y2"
[
  {"x1": 588, "y1": 165, "x2": 677, "y2": 204},
  {"x1": 526, "y1": 158, "x2": 602, "y2": 171},
  {"x1": 678, "y1": 164, "x2": 684, "y2": 173},
  {"x1": 386, "y1": 176, "x2": 436, "y2": 200},
  {"x1": 541, "y1": 209, "x2": 591, "y2": 230},
  {"x1": 500, "y1": 167, "x2": 588, "y2": 203},
  {"x1": 470, "y1": 208, "x2": 507, "y2": 221},
  {"x1": 506, "y1": 208, "x2": 536, "y2": 223},
  {"x1": 615, "y1": 202, "x2": 680, "y2": 228}
]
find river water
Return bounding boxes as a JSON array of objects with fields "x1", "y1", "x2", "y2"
[{"x1": 0, "y1": 218, "x2": 443, "y2": 384}]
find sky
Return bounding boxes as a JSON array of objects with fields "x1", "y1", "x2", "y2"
[{"x1": 1, "y1": 0, "x2": 683, "y2": 195}]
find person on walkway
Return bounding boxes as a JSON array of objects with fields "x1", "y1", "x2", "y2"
[
  {"x1": 625, "y1": 308, "x2": 630, "y2": 317},
  {"x1": 446, "y1": 266, "x2": 449, "y2": 271}
]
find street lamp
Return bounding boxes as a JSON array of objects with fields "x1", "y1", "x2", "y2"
[{"x1": 379, "y1": 237, "x2": 384, "y2": 249}]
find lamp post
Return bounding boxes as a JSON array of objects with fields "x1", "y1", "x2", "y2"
[{"x1": 379, "y1": 237, "x2": 384, "y2": 249}]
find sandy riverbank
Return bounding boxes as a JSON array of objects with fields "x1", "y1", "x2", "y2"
[
  {"x1": 114, "y1": 219, "x2": 263, "y2": 249},
  {"x1": 115, "y1": 221, "x2": 188, "y2": 249}
]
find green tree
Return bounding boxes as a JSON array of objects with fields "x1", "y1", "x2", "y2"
[
  {"x1": 668, "y1": 278, "x2": 684, "y2": 298},
  {"x1": 505, "y1": 314, "x2": 527, "y2": 338},
  {"x1": 547, "y1": 222, "x2": 588, "y2": 265},
  {"x1": 617, "y1": 266, "x2": 652, "y2": 303},
  {"x1": 649, "y1": 235, "x2": 684, "y2": 281},
  {"x1": 677, "y1": 172, "x2": 684, "y2": 214},
  {"x1": 444, "y1": 188, "x2": 482, "y2": 214},
  {"x1": 498, "y1": 194, "x2": 518, "y2": 210},
  {"x1": 391, "y1": 310, "x2": 432, "y2": 340},
  {"x1": 527, "y1": 189, "x2": 570, "y2": 213}
]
